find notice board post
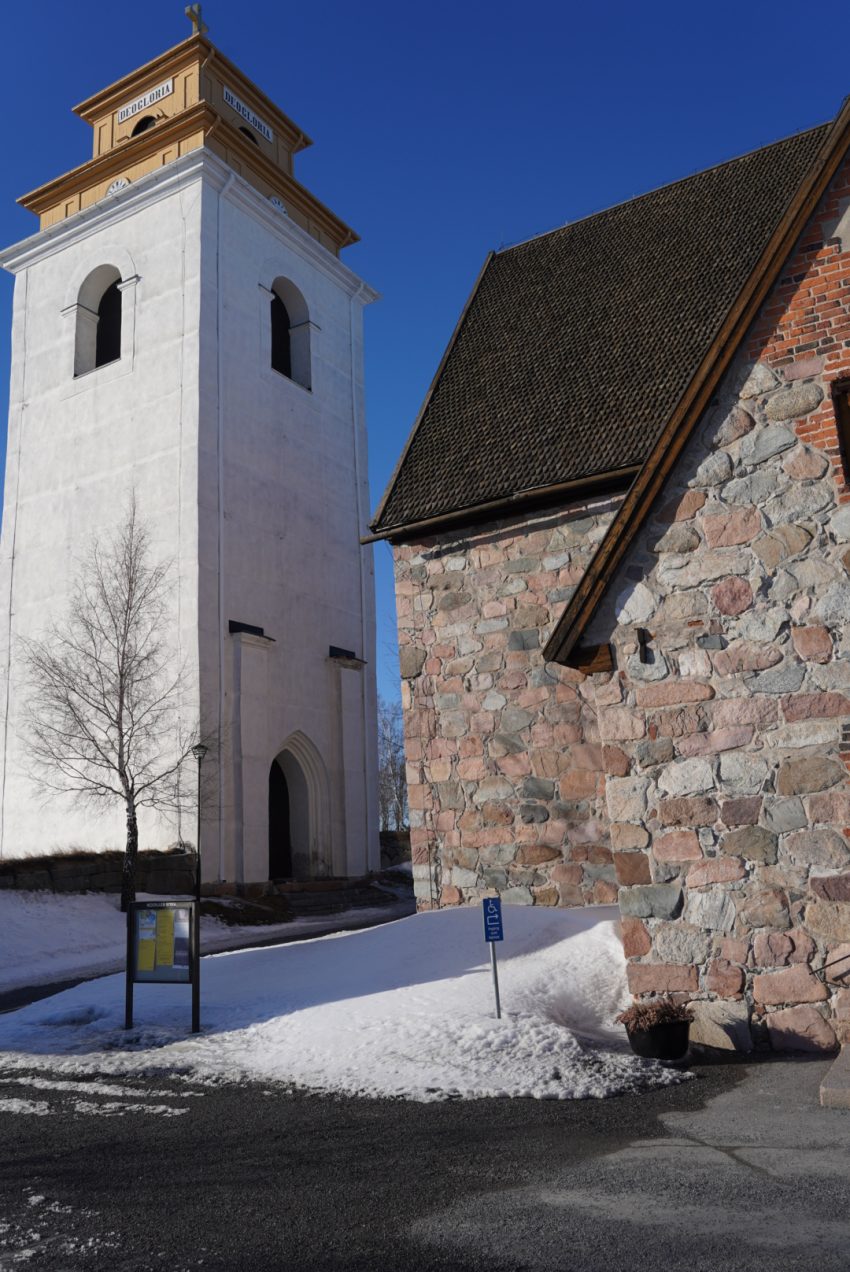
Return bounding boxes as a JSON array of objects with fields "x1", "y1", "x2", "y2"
[{"x1": 125, "y1": 900, "x2": 199, "y2": 1032}]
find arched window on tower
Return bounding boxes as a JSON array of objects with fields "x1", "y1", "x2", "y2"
[
  {"x1": 74, "y1": 265, "x2": 123, "y2": 377},
  {"x1": 269, "y1": 277, "x2": 311, "y2": 390},
  {"x1": 95, "y1": 281, "x2": 122, "y2": 366},
  {"x1": 130, "y1": 115, "x2": 157, "y2": 137},
  {"x1": 270, "y1": 292, "x2": 291, "y2": 379}
]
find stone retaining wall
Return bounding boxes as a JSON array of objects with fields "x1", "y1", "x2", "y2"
[
  {"x1": 0, "y1": 850, "x2": 196, "y2": 895},
  {"x1": 394, "y1": 497, "x2": 623, "y2": 909}
]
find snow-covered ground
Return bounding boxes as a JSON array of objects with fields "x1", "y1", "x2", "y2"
[
  {"x1": 0, "y1": 889, "x2": 411, "y2": 993},
  {"x1": 0, "y1": 906, "x2": 687, "y2": 1101}
]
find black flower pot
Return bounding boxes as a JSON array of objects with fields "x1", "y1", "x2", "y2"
[{"x1": 625, "y1": 1020, "x2": 690, "y2": 1061}]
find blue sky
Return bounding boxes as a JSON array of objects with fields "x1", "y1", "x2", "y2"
[{"x1": 0, "y1": 1, "x2": 841, "y2": 699}]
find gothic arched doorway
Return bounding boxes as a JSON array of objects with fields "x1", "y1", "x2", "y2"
[
  {"x1": 268, "y1": 733, "x2": 331, "y2": 880},
  {"x1": 268, "y1": 759, "x2": 292, "y2": 879}
]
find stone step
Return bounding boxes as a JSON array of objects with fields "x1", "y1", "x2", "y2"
[
  {"x1": 284, "y1": 886, "x2": 400, "y2": 915},
  {"x1": 819, "y1": 1046, "x2": 850, "y2": 1109}
]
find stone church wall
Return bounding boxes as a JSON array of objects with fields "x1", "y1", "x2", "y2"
[
  {"x1": 393, "y1": 496, "x2": 623, "y2": 910},
  {"x1": 586, "y1": 154, "x2": 850, "y2": 1051}
]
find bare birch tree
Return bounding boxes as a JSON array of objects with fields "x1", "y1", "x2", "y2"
[
  {"x1": 22, "y1": 498, "x2": 204, "y2": 910},
  {"x1": 377, "y1": 696, "x2": 407, "y2": 832}
]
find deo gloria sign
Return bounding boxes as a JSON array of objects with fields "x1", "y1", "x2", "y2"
[
  {"x1": 223, "y1": 86, "x2": 274, "y2": 142},
  {"x1": 117, "y1": 79, "x2": 174, "y2": 125}
]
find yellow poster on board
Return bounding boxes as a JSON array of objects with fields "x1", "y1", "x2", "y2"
[
  {"x1": 155, "y1": 909, "x2": 175, "y2": 968},
  {"x1": 137, "y1": 939, "x2": 156, "y2": 972}
]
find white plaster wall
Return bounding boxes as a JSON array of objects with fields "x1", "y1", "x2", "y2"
[
  {"x1": 0, "y1": 169, "x2": 204, "y2": 857},
  {"x1": 0, "y1": 151, "x2": 380, "y2": 881},
  {"x1": 197, "y1": 172, "x2": 380, "y2": 883}
]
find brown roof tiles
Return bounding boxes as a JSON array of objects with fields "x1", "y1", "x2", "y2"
[{"x1": 373, "y1": 122, "x2": 831, "y2": 535}]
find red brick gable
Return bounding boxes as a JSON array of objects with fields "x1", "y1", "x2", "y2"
[{"x1": 745, "y1": 156, "x2": 850, "y2": 504}]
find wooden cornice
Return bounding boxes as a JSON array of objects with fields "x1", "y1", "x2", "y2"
[
  {"x1": 73, "y1": 35, "x2": 205, "y2": 118},
  {"x1": 364, "y1": 465, "x2": 638, "y2": 544},
  {"x1": 18, "y1": 102, "x2": 215, "y2": 214},
  {"x1": 73, "y1": 34, "x2": 312, "y2": 153},
  {"x1": 196, "y1": 42, "x2": 313, "y2": 151},
  {"x1": 543, "y1": 99, "x2": 850, "y2": 668},
  {"x1": 212, "y1": 117, "x2": 358, "y2": 248},
  {"x1": 18, "y1": 106, "x2": 357, "y2": 250}
]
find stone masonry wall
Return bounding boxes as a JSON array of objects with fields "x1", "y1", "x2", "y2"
[
  {"x1": 393, "y1": 497, "x2": 623, "y2": 910},
  {"x1": 587, "y1": 154, "x2": 850, "y2": 1052},
  {"x1": 0, "y1": 850, "x2": 196, "y2": 894}
]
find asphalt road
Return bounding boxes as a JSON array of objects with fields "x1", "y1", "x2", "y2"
[{"x1": 0, "y1": 1053, "x2": 846, "y2": 1272}]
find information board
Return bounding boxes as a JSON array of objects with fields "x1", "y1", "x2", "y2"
[
  {"x1": 130, "y1": 901, "x2": 193, "y2": 984},
  {"x1": 126, "y1": 899, "x2": 200, "y2": 1032}
]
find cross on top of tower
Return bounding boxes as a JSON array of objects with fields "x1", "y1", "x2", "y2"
[{"x1": 185, "y1": 3, "x2": 208, "y2": 36}]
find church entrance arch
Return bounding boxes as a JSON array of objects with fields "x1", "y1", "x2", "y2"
[
  {"x1": 267, "y1": 732, "x2": 331, "y2": 880},
  {"x1": 268, "y1": 759, "x2": 292, "y2": 878}
]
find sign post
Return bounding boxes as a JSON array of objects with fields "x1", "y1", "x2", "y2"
[
  {"x1": 125, "y1": 900, "x2": 199, "y2": 1032},
  {"x1": 482, "y1": 896, "x2": 504, "y2": 1019}
]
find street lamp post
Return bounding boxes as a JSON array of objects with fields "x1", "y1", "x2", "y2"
[
  {"x1": 191, "y1": 743, "x2": 208, "y2": 906},
  {"x1": 190, "y1": 743, "x2": 207, "y2": 1034}
]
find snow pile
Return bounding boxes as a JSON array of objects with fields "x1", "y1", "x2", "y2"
[
  {"x1": 0, "y1": 891, "x2": 132, "y2": 992},
  {"x1": 0, "y1": 889, "x2": 410, "y2": 993},
  {"x1": 0, "y1": 1098, "x2": 51, "y2": 1116},
  {"x1": 0, "y1": 906, "x2": 688, "y2": 1101}
]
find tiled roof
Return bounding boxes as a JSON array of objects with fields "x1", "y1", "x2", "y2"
[{"x1": 373, "y1": 122, "x2": 832, "y2": 534}]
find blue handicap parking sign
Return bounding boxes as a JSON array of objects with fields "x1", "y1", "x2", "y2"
[{"x1": 483, "y1": 896, "x2": 504, "y2": 942}]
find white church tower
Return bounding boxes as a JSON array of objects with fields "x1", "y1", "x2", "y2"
[{"x1": 0, "y1": 21, "x2": 381, "y2": 884}]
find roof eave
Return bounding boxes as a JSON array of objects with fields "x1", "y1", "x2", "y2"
[
  {"x1": 364, "y1": 466, "x2": 640, "y2": 544},
  {"x1": 543, "y1": 98, "x2": 850, "y2": 668}
]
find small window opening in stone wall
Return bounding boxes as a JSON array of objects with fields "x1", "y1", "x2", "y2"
[
  {"x1": 832, "y1": 381, "x2": 850, "y2": 483},
  {"x1": 239, "y1": 126, "x2": 260, "y2": 146},
  {"x1": 74, "y1": 264, "x2": 123, "y2": 377},
  {"x1": 270, "y1": 277, "x2": 311, "y2": 389},
  {"x1": 130, "y1": 115, "x2": 157, "y2": 137}
]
